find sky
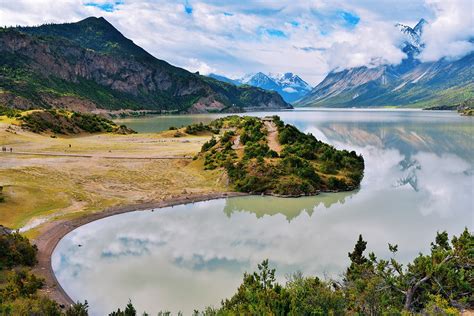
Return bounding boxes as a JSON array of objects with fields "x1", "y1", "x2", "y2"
[{"x1": 1, "y1": 0, "x2": 473, "y2": 85}]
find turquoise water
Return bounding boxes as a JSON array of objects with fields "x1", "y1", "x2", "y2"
[{"x1": 53, "y1": 109, "x2": 473, "y2": 315}]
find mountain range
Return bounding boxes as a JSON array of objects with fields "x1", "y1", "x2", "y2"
[
  {"x1": 1, "y1": 17, "x2": 471, "y2": 112},
  {"x1": 0, "y1": 17, "x2": 291, "y2": 113},
  {"x1": 296, "y1": 19, "x2": 473, "y2": 108},
  {"x1": 209, "y1": 72, "x2": 312, "y2": 103}
]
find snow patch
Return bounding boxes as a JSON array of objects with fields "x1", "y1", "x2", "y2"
[
  {"x1": 411, "y1": 70, "x2": 429, "y2": 83},
  {"x1": 392, "y1": 81, "x2": 408, "y2": 91},
  {"x1": 283, "y1": 87, "x2": 297, "y2": 93}
]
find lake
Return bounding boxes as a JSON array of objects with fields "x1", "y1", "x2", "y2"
[{"x1": 52, "y1": 109, "x2": 473, "y2": 315}]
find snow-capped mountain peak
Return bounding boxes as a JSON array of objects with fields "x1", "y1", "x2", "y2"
[
  {"x1": 208, "y1": 71, "x2": 312, "y2": 103},
  {"x1": 241, "y1": 72, "x2": 280, "y2": 91},
  {"x1": 413, "y1": 18, "x2": 427, "y2": 35},
  {"x1": 296, "y1": 17, "x2": 473, "y2": 108},
  {"x1": 238, "y1": 72, "x2": 256, "y2": 84},
  {"x1": 211, "y1": 72, "x2": 311, "y2": 103},
  {"x1": 396, "y1": 18, "x2": 427, "y2": 56},
  {"x1": 274, "y1": 72, "x2": 312, "y2": 91}
]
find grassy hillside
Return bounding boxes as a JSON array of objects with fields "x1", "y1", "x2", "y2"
[
  {"x1": 0, "y1": 18, "x2": 290, "y2": 113},
  {"x1": 20, "y1": 109, "x2": 136, "y2": 135}
]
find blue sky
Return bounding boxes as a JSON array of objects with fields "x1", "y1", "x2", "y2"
[
  {"x1": 84, "y1": 1, "x2": 124, "y2": 12},
  {"x1": 1, "y1": 0, "x2": 472, "y2": 85}
]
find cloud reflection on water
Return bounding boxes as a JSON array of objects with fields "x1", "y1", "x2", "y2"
[{"x1": 52, "y1": 111, "x2": 473, "y2": 315}]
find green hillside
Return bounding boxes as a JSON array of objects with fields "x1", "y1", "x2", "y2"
[
  {"x1": 195, "y1": 115, "x2": 364, "y2": 196},
  {"x1": 0, "y1": 18, "x2": 290, "y2": 113}
]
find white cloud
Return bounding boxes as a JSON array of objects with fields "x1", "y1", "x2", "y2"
[
  {"x1": 1, "y1": 0, "x2": 471, "y2": 85},
  {"x1": 323, "y1": 21, "x2": 406, "y2": 70},
  {"x1": 185, "y1": 58, "x2": 216, "y2": 75},
  {"x1": 420, "y1": 0, "x2": 474, "y2": 62}
]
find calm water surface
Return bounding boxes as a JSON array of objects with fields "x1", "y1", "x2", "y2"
[{"x1": 53, "y1": 109, "x2": 473, "y2": 315}]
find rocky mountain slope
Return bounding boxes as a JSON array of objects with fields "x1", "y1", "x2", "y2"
[
  {"x1": 396, "y1": 18, "x2": 426, "y2": 57},
  {"x1": 209, "y1": 72, "x2": 311, "y2": 103},
  {"x1": 0, "y1": 17, "x2": 290, "y2": 113},
  {"x1": 297, "y1": 19, "x2": 473, "y2": 108}
]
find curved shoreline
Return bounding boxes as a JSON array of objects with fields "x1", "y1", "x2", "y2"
[{"x1": 32, "y1": 191, "x2": 247, "y2": 308}]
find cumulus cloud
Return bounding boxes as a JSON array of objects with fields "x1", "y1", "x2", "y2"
[
  {"x1": 184, "y1": 58, "x2": 216, "y2": 75},
  {"x1": 1, "y1": 0, "x2": 471, "y2": 85},
  {"x1": 323, "y1": 21, "x2": 406, "y2": 70},
  {"x1": 420, "y1": 0, "x2": 474, "y2": 62}
]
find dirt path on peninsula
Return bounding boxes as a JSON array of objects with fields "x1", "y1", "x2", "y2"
[
  {"x1": 32, "y1": 192, "x2": 247, "y2": 308},
  {"x1": 264, "y1": 121, "x2": 282, "y2": 153}
]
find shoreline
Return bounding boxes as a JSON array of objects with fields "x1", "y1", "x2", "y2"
[{"x1": 31, "y1": 191, "x2": 247, "y2": 308}]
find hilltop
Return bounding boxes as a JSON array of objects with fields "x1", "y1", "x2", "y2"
[
  {"x1": 1, "y1": 106, "x2": 136, "y2": 135},
  {"x1": 0, "y1": 17, "x2": 291, "y2": 114},
  {"x1": 194, "y1": 116, "x2": 364, "y2": 196}
]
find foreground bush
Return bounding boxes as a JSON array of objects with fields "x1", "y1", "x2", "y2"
[
  {"x1": 101, "y1": 229, "x2": 473, "y2": 315},
  {"x1": 0, "y1": 226, "x2": 471, "y2": 315},
  {"x1": 0, "y1": 227, "x2": 89, "y2": 316},
  {"x1": 0, "y1": 230, "x2": 37, "y2": 269},
  {"x1": 216, "y1": 228, "x2": 473, "y2": 315}
]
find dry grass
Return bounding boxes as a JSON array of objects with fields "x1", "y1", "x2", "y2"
[{"x1": 0, "y1": 119, "x2": 227, "y2": 237}]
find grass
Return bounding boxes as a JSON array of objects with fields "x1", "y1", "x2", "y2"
[
  {"x1": 0, "y1": 179, "x2": 71, "y2": 229},
  {"x1": 0, "y1": 118, "x2": 226, "y2": 236}
]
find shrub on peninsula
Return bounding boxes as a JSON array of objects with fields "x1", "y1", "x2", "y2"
[{"x1": 198, "y1": 116, "x2": 364, "y2": 196}]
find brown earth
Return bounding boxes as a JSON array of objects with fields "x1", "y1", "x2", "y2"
[{"x1": 264, "y1": 120, "x2": 282, "y2": 153}]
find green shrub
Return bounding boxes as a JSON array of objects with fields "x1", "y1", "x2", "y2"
[
  {"x1": 185, "y1": 122, "x2": 219, "y2": 135},
  {"x1": 0, "y1": 231, "x2": 38, "y2": 269},
  {"x1": 201, "y1": 137, "x2": 217, "y2": 152},
  {"x1": 243, "y1": 142, "x2": 271, "y2": 159},
  {"x1": 198, "y1": 116, "x2": 363, "y2": 196},
  {"x1": 273, "y1": 176, "x2": 315, "y2": 196},
  {"x1": 220, "y1": 130, "x2": 235, "y2": 143},
  {"x1": 0, "y1": 106, "x2": 21, "y2": 118},
  {"x1": 327, "y1": 177, "x2": 348, "y2": 190},
  {"x1": 279, "y1": 156, "x2": 320, "y2": 186},
  {"x1": 319, "y1": 161, "x2": 337, "y2": 174},
  {"x1": 213, "y1": 229, "x2": 473, "y2": 315},
  {"x1": 1, "y1": 269, "x2": 44, "y2": 301},
  {"x1": 20, "y1": 110, "x2": 135, "y2": 135},
  {"x1": 2, "y1": 296, "x2": 62, "y2": 316}
]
